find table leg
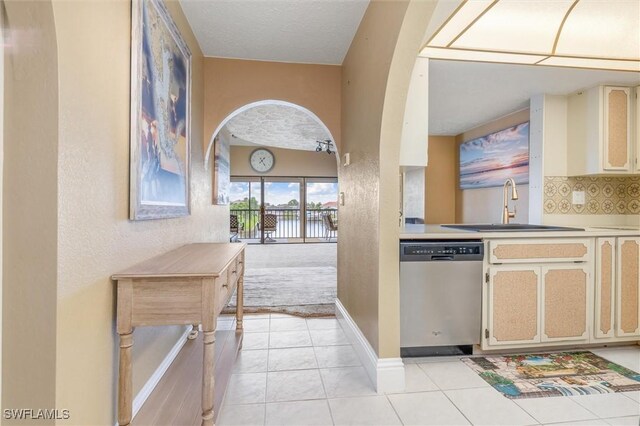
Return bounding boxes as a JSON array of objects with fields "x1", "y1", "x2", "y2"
[
  {"x1": 188, "y1": 324, "x2": 199, "y2": 340},
  {"x1": 236, "y1": 276, "x2": 244, "y2": 332},
  {"x1": 118, "y1": 331, "x2": 134, "y2": 426},
  {"x1": 201, "y1": 329, "x2": 216, "y2": 426}
]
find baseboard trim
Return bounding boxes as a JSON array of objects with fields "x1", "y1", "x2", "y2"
[
  {"x1": 131, "y1": 326, "x2": 191, "y2": 420},
  {"x1": 335, "y1": 299, "x2": 405, "y2": 394}
]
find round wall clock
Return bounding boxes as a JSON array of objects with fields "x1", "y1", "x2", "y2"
[{"x1": 249, "y1": 148, "x2": 275, "y2": 173}]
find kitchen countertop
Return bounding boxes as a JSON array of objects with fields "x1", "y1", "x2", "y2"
[{"x1": 400, "y1": 224, "x2": 640, "y2": 240}]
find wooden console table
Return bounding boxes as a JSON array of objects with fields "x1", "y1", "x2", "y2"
[{"x1": 112, "y1": 243, "x2": 246, "y2": 426}]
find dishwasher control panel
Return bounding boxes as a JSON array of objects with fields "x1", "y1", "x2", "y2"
[{"x1": 400, "y1": 240, "x2": 484, "y2": 262}]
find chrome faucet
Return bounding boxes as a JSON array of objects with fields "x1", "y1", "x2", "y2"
[{"x1": 502, "y1": 178, "x2": 519, "y2": 224}]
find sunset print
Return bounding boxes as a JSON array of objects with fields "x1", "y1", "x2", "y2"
[{"x1": 460, "y1": 122, "x2": 530, "y2": 190}]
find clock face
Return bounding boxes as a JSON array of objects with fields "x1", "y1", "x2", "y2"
[{"x1": 250, "y1": 148, "x2": 275, "y2": 173}]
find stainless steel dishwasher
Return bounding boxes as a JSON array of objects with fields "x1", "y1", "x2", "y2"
[{"x1": 399, "y1": 240, "x2": 484, "y2": 356}]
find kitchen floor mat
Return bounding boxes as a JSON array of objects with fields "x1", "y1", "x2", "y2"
[{"x1": 462, "y1": 351, "x2": 640, "y2": 399}]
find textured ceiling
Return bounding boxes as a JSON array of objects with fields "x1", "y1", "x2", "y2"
[
  {"x1": 429, "y1": 60, "x2": 640, "y2": 135},
  {"x1": 224, "y1": 104, "x2": 332, "y2": 151},
  {"x1": 180, "y1": 0, "x2": 369, "y2": 64}
]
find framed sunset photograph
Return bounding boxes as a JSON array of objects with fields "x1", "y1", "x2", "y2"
[
  {"x1": 459, "y1": 122, "x2": 530, "y2": 190},
  {"x1": 129, "y1": 0, "x2": 192, "y2": 220}
]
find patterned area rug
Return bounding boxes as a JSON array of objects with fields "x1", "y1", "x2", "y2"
[
  {"x1": 222, "y1": 266, "x2": 337, "y2": 317},
  {"x1": 463, "y1": 351, "x2": 640, "y2": 399}
]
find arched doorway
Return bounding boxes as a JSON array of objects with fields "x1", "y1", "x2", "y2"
[
  {"x1": 209, "y1": 100, "x2": 339, "y2": 244},
  {"x1": 212, "y1": 100, "x2": 339, "y2": 316},
  {"x1": 204, "y1": 99, "x2": 337, "y2": 170}
]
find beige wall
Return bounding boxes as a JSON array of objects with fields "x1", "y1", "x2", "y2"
[
  {"x1": 2, "y1": 1, "x2": 59, "y2": 419},
  {"x1": 0, "y1": 1, "x2": 4, "y2": 407},
  {"x1": 231, "y1": 146, "x2": 338, "y2": 177},
  {"x1": 425, "y1": 136, "x2": 456, "y2": 224},
  {"x1": 2, "y1": 0, "x2": 226, "y2": 423},
  {"x1": 339, "y1": 0, "x2": 435, "y2": 358},
  {"x1": 203, "y1": 58, "x2": 342, "y2": 159},
  {"x1": 455, "y1": 109, "x2": 530, "y2": 224},
  {"x1": 52, "y1": 1, "x2": 228, "y2": 423}
]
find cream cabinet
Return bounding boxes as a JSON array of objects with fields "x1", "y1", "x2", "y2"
[
  {"x1": 540, "y1": 265, "x2": 589, "y2": 342},
  {"x1": 487, "y1": 266, "x2": 541, "y2": 346},
  {"x1": 594, "y1": 237, "x2": 640, "y2": 340},
  {"x1": 635, "y1": 86, "x2": 640, "y2": 173},
  {"x1": 483, "y1": 238, "x2": 593, "y2": 350},
  {"x1": 486, "y1": 264, "x2": 589, "y2": 347},
  {"x1": 567, "y1": 85, "x2": 635, "y2": 175},
  {"x1": 594, "y1": 238, "x2": 616, "y2": 338},
  {"x1": 488, "y1": 239, "x2": 590, "y2": 264},
  {"x1": 616, "y1": 237, "x2": 640, "y2": 337}
]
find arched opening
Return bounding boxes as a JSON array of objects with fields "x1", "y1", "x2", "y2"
[
  {"x1": 204, "y1": 99, "x2": 338, "y2": 170},
  {"x1": 210, "y1": 100, "x2": 339, "y2": 317}
]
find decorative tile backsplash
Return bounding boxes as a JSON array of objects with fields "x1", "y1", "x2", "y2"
[{"x1": 544, "y1": 176, "x2": 640, "y2": 215}]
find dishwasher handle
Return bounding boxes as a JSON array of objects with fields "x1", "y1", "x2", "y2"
[{"x1": 430, "y1": 255, "x2": 455, "y2": 261}]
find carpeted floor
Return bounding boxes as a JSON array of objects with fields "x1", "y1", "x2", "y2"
[{"x1": 223, "y1": 243, "x2": 337, "y2": 317}]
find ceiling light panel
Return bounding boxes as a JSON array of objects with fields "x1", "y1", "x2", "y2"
[
  {"x1": 539, "y1": 56, "x2": 640, "y2": 72},
  {"x1": 428, "y1": 0, "x2": 496, "y2": 47},
  {"x1": 451, "y1": 0, "x2": 575, "y2": 54},
  {"x1": 420, "y1": 47, "x2": 545, "y2": 64},
  {"x1": 555, "y1": 0, "x2": 640, "y2": 60}
]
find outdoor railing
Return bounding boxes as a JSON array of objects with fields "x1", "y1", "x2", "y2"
[{"x1": 230, "y1": 208, "x2": 338, "y2": 242}]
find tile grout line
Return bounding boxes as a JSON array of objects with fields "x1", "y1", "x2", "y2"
[
  {"x1": 439, "y1": 388, "x2": 476, "y2": 426},
  {"x1": 417, "y1": 360, "x2": 536, "y2": 426},
  {"x1": 384, "y1": 393, "x2": 406, "y2": 425},
  {"x1": 262, "y1": 314, "x2": 272, "y2": 424},
  {"x1": 308, "y1": 317, "x2": 337, "y2": 426}
]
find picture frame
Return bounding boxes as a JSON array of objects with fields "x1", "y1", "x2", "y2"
[
  {"x1": 459, "y1": 121, "x2": 530, "y2": 190},
  {"x1": 129, "y1": 0, "x2": 192, "y2": 220},
  {"x1": 213, "y1": 134, "x2": 231, "y2": 205}
]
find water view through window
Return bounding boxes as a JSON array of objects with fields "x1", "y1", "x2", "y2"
[{"x1": 230, "y1": 178, "x2": 338, "y2": 243}]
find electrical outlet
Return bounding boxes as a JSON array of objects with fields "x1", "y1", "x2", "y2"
[
  {"x1": 572, "y1": 191, "x2": 585, "y2": 205},
  {"x1": 339, "y1": 192, "x2": 345, "y2": 206}
]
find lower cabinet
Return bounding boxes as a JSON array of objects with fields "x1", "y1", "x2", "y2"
[
  {"x1": 541, "y1": 265, "x2": 589, "y2": 342},
  {"x1": 484, "y1": 236, "x2": 640, "y2": 350},
  {"x1": 596, "y1": 237, "x2": 640, "y2": 339},
  {"x1": 486, "y1": 264, "x2": 590, "y2": 348},
  {"x1": 487, "y1": 266, "x2": 541, "y2": 346}
]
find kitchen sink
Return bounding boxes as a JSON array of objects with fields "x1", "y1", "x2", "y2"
[{"x1": 442, "y1": 224, "x2": 585, "y2": 232}]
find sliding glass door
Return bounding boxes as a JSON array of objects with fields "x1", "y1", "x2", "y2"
[
  {"x1": 263, "y1": 178, "x2": 303, "y2": 242},
  {"x1": 229, "y1": 177, "x2": 261, "y2": 242},
  {"x1": 305, "y1": 179, "x2": 339, "y2": 242},
  {"x1": 230, "y1": 177, "x2": 337, "y2": 244}
]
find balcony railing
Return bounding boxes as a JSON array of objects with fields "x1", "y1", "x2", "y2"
[{"x1": 230, "y1": 208, "x2": 338, "y2": 242}]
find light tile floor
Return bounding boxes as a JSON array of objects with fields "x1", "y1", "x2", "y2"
[{"x1": 218, "y1": 314, "x2": 640, "y2": 426}]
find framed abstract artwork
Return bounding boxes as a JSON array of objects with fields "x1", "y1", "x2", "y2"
[
  {"x1": 130, "y1": 0, "x2": 191, "y2": 220},
  {"x1": 213, "y1": 135, "x2": 231, "y2": 205},
  {"x1": 459, "y1": 122, "x2": 530, "y2": 190}
]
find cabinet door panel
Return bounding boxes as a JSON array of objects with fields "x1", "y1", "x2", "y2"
[
  {"x1": 603, "y1": 86, "x2": 631, "y2": 171},
  {"x1": 489, "y1": 239, "x2": 590, "y2": 264},
  {"x1": 541, "y1": 266, "x2": 589, "y2": 342},
  {"x1": 616, "y1": 237, "x2": 640, "y2": 337},
  {"x1": 634, "y1": 86, "x2": 640, "y2": 173},
  {"x1": 595, "y1": 238, "x2": 616, "y2": 338},
  {"x1": 488, "y1": 266, "x2": 540, "y2": 346}
]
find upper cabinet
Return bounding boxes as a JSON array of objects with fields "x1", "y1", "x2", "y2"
[
  {"x1": 567, "y1": 85, "x2": 637, "y2": 176},
  {"x1": 636, "y1": 85, "x2": 640, "y2": 173}
]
